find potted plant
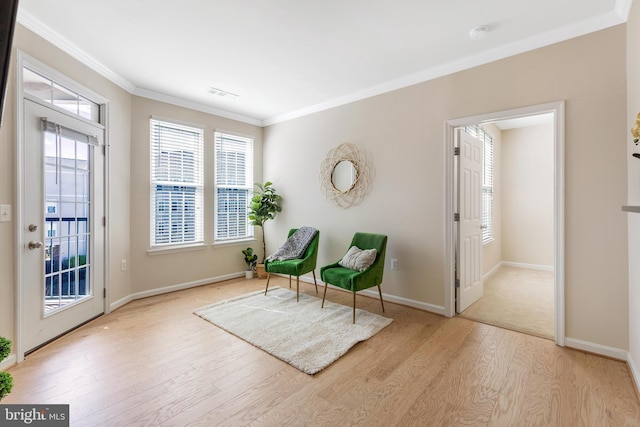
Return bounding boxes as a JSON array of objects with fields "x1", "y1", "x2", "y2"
[
  {"x1": 242, "y1": 247, "x2": 258, "y2": 279},
  {"x1": 0, "y1": 336, "x2": 13, "y2": 401},
  {"x1": 248, "y1": 181, "x2": 282, "y2": 278}
]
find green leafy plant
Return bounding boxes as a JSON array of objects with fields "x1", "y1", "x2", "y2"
[
  {"x1": 242, "y1": 247, "x2": 258, "y2": 271},
  {"x1": 0, "y1": 336, "x2": 13, "y2": 401},
  {"x1": 248, "y1": 182, "x2": 282, "y2": 262},
  {"x1": 0, "y1": 337, "x2": 10, "y2": 361},
  {"x1": 0, "y1": 372, "x2": 12, "y2": 401}
]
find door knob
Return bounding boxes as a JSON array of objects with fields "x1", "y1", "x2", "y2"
[
  {"x1": 28, "y1": 241, "x2": 43, "y2": 250},
  {"x1": 28, "y1": 224, "x2": 38, "y2": 232}
]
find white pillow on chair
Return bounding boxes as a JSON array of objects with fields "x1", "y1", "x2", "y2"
[{"x1": 339, "y1": 246, "x2": 377, "y2": 272}]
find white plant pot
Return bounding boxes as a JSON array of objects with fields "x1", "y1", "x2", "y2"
[{"x1": 245, "y1": 270, "x2": 254, "y2": 279}]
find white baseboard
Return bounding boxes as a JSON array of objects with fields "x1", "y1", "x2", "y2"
[
  {"x1": 0, "y1": 353, "x2": 16, "y2": 370},
  {"x1": 360, "y1": 288, "x2": 447, "y2": 315},
  {"x1": 293, "y1": 273, "x2": 447, "y2": 316},
  {"x1": 501, "y1": 261, "x2": 554, "y2": 271},
  {"x1": 110, "y1": 294, "x2": 134, "y2": 312},
  {"x1": 628, "y1": 352, "x2": 640, "y2": 396},
  {"x1": 564, "y1": 337, "x2": 627, "y2": 361},
  {"x1": 110, "y1": 272, "x2": 244, "y2": 312},
  {"x1": 483, "y1": 263, "x2": 502, "y2": 280}
]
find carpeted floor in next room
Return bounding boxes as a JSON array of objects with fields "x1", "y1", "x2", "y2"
[{"x1": 458, "y1": 266, "x2": 554, "y2": 339}]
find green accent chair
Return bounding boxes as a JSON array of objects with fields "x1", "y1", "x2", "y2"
[
  {"x1": 264, "y1": 228, "x2": 320, "y2": 302},
  {"x1": 320, "y1": 232, "x2": 387, "y2": 323}
]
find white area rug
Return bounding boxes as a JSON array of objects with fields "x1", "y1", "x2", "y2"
[{"x1": 194, "y1": 287, "x2": 392, "y2": 374}]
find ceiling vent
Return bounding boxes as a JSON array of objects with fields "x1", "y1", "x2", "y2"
[{"x1": 208, "y1": 87, "x2": 239, "y2": 100}]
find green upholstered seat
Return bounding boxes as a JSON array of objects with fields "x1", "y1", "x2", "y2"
[
  {"x1": 264, "y1": 228, "x2": 319, "y2": 301},
  {"x1": 320, "y1": 232, "x2": 387, "y2": 323}
]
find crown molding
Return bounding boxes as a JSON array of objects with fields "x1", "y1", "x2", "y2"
[
  {"x1": 133, "y1": 88, "x2": 263, "y2": 127},
  {"x1": 17, "y1": 9, "x2": 136, "y2": 93},
  {"x1": 263, "y1": 8, "x2": 626, "y2": 126},
  {"x1": 615, "y1": 0, "x2": 634, "y2": 20}
]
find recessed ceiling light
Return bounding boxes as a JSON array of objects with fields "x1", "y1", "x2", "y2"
[
  {"x1": 208, "y1": 87, "x2": 239, "y2": 100},
  {"x1": 469, "y1": 26, "x2": 490, "y2": 40}
]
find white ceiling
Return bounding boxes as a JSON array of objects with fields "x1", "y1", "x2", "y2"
[{"x1": 17, "y1": 0, "x2": 630, "y2": 126}]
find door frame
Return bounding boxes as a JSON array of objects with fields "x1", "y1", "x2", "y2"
[
  {"x1": 444, "y1": 101, "x2": 565, "y2": 346},
  {"x1": 14, "y1": 51, "x2": 111, "y2": 362}
]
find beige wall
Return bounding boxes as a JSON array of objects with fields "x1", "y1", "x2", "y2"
[
  {"x1": 0, "y1": 24, "x2": 133, "y2": 342},
  {"x1": 481, "y1": 123, "x2": 502, "y2": 276},
  {"x1": 501, "y1": 124, "x2": 554, "y2": 267},
  {"x1": 627, "y1": 1, "x2": 640, "y2": 379},
  {"x1": 264, "y1": 26, "x2": 629, "y2": 350},
  {"x1": 129, "y1": 97, "x2": 264, "y2": 295}
]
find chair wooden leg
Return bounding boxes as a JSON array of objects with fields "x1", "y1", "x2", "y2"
[
  {"x1": 352, "y1": 292, "x2": 356, "y2": 324},
  {"x1": 289, "y1": 275, "x2": 292, "y2": 288},
  {"x1": 321, "y1": 283, "x2": 329, "y2": 308},
  {"x1": 296, "y1": 276, "x2": 300, "y2": 302},
  {"x1": 378, "y1": 285, "x2": 385, "y2": 313},
  {"x1": 312, "y1": 270, "x2": 318, "y2": 294},
  {"x1": 264, "y1": 273, "x2": 271, "y2": 295}
]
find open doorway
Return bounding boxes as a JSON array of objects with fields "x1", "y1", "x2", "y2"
[
  {"x1": 444, "y1": 102, "x2": 565, "y2": 346},
  {"x1": 457, "y1": 115, "x2": 555, "y2": 339}
]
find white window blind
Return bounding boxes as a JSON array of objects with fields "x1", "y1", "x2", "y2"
[
  {"x1": 214, "y1": 131, "x2": 253, "y2": 242},
  {"x1": 464, "y1": 125, "x2": 494, "y2": 243},
  {"x1": 150, "y1": 119, "x2": 204, "y2": 247}
]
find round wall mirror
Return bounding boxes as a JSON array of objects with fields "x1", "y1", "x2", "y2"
[{"x1": 331, "y1": 160, "x2": 356, "y2": 193}]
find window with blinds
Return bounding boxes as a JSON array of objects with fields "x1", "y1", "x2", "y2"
[
  {"x1": 214, "y1": 131, "x2": 254, "y2": 242},
  {"x1": 463, "y1": 124, "x2": 494, "y2": 243},
  {"x1": 150, "y1": 119, "x2": 204, "y2": 247}
]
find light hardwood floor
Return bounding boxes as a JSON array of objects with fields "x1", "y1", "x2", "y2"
[{"x1": 5, "y1": 276, "x2": 640, "y2": 426}]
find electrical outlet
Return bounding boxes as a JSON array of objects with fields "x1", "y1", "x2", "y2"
[
  {"x1": 121, "y1": 260, "x2": 127, "y2": 271},
  {"x1": 391, "y1": 259, "x2": 399, "y2": 270},
  {"x1": 0, "y1": 204, "x2": 11, "y2": 223}
]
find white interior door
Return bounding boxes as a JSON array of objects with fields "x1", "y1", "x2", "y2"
[
  {"x1": 21, "y1": 99, "x2": 105, "y2": 353},
  {"x1": 456, "y1": 129, "x2": 483, "y2": 313}
]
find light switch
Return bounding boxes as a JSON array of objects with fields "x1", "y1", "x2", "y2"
[{"x1": 0, "y1": 204, "x2": 11, "y2": 223}]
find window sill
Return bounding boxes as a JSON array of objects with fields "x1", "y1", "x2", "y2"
[
  {"x1": 213, "y1": 237, "x2": 256, "y2": 248},
  {"x1": 147, "y1": 243, "x2": 207, "y2": 256}
]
